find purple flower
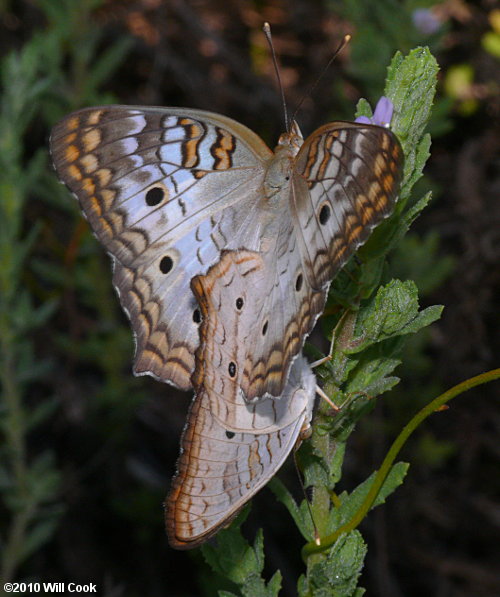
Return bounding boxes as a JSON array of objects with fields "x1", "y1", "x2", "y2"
[
  {"x1": 355, "y1": 96, "x2": 394, "y2": 127},
  {"x1": 412, "y1": 8, "x2": 441, "y2": 35}
]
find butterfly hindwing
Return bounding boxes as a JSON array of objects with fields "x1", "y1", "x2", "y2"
[{"x1": 165, "y1": 364, "x2": 314, "y2": 549}]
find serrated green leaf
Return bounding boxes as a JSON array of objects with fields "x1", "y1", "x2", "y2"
[
  {"x1": 201, "y1": 509, "x2": 264, "y2": 585},
  {"x1": 326, "y1": 441, "x2": 347, "y2": 486},
  {"x1": 400, "y1": 134, "x2": 432, "y2": 198},
  {"x1": 305, "y1": 531, "x2": 367, "y2": 597},
  {"x1": 267, "y1": 571, "x2": 283, "y2": 596},
  {"x1": 348, "y1": 280, "x2": 442, "y2": 352},
  {"x1": 241, "y1": 570, "x2": 282, "y2": 597},
  {"x1": 203, "y1": 524, "x2": 281, "y2": 596},
  {"x1": 297, "y1": 574, "x2": 308, "y2": 596},
  {"x1": 346, "y1": 357, "x2": 401, "y2": 395},
  {"x1": 386, "y1": 47, "x2": 438, "y2": 157},
  {"x1": 202, "y1": 534, "x2": 259, "y2": 585},
  {"x1": 354, "y1": 97, "x2": 372, "y2": 119},
  {"x1": 371, "y1": 462, "x2": 409, "y2": 507},
  {"x1": 253, "y1": 528, "x2": 265, "y2": 570}
]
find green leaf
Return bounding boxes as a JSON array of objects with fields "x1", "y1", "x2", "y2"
[
  {"x1": 403, "y1": 191, "x2": 433, "y2": 227},
  {"x1": 349, "y1": 280, "x2": 442, "y2": 352},
  {"x1": 241, "y1": 570, "x2": 282, "y2": 597},
  {"x1": 354, "y1": 97, "x2": 373, "y2": 120},
  {"x1": 202, "y1": 515, "x2": 263, "y2": 585},
  {"x1": 330, "y1": 462, "x2": 408, "y2": 533},
  {"x1": 371, "y1": 462, "x2": 409, "y2": 507},
  {"x1": 386, "y1": 47, "x2": 439, "y2": 165},
  {"x1": 203, "y1": 523, "x2": 281, "y2": 597},
  {"x1": 268, "y1": 478, "x2": 311, "y2": 539},
  {"x1": 302, "y1": 531, "x2": 367, "y2": 597},
  {"x1": 346, "y1": 357, "x2": 401, "y2": 396}
]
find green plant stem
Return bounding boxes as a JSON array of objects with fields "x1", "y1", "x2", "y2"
[{"x1": 302, "y1": 368, "x2": 500, "y2": 560}]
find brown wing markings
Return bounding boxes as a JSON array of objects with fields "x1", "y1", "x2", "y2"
[
  {"x1": 316, "y1": 133, "x2": 336, "y2": 181},
  {"x1": 298, "y1": 127, "x2": 403, "y2": 287},
  {"x1": 114, "y1": 264, "x2": 194, "y2": 389},
  {"x1": 242, "y1": 288, "x2": 325, "y2": 399},
  {"x1": 179, "y1": 119, "x2": 207, "y2": 169},
  {"x1": 166, "y1": 385, "x2": 310, "y2": 548},
  {"x1": 210, "y1": 127, "x2": 236, "y2": 170},
  {"x1": 190, "y1": 251, "x2": 262, "y2": 389},
  {"x1": 51, "y1": 114, "x2": 159, "y2": 261}
]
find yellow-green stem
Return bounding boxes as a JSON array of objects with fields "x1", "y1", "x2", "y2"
[{"x1": 302, "y1": 368, "x2": 500, "y2": 560}]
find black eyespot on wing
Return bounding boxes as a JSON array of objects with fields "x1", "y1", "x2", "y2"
[
  {"x1": 262, "y1": 320, "x2": 268, "y2": 336},
  {"x1": 145, "y1": 186, "x2": 164, "y2": 206},
  {"x1": 193, "y1": 308, "x2": 201, "y2": 323},
  {"x1": 225, "y1": 431, "x2": 235, "y2": 439},
  {"x1": 228, "y1": 362, "x2": 236, "y2": 377},
  {"x1": 319, "y1": 203, "x2": 331, "y2": 225},
  {"x1": 159, "y1": 256, "x2": 173, "y2": 274},
  {"x1": 236, "y1": 297, "x2": 244, "y2": 310},
  {"x1": 295, "y1": 273, "x2": 303, "y2": 292}
]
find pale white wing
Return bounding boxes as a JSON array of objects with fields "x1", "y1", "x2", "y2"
[
  {"x1": 50, "y1": 106, "x2": 272, "y2": 390},
  {"x1": 291, "y1": 122, "x2": 403, "y2": 288},
  {"x1": 229, "y1": 122, "x2": 403, "y2": 401},
  {"x1": 166, "y1": 355, "x2": 315, "y2": 550},
  {"x1": 191, "y1": 250, "x2": 314, "y2": 432}
]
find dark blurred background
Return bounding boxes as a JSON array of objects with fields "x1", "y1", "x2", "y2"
[{"x1": 0, "y1": 1, "x2": 498, "y2": 596}]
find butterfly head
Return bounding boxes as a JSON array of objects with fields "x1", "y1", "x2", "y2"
[
  {"x1": 263, "y1": 120, "x2": 304, "y2": 201},
  {"x1": 276, "y1": 119, "x2": 303, "y2": 155}
]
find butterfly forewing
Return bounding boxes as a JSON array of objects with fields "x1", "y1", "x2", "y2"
[
  {"x1": 292, "y1": 122, "x2": 403, "y2": 288},
  {"x1": 50, "y1": 106, "x2": 272, "y2": 390}
]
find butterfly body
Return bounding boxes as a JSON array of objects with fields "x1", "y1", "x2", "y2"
[{"x1": 51, "y1": 103, "x2": 403, "y2": 547}]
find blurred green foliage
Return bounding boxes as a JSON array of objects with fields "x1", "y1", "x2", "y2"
[
  {"x1": 0, "y1": 26, "x2": 60, "y2": 583},
  {"x1": 0, "y1": 0, "x2": 135, "y2": 583}
]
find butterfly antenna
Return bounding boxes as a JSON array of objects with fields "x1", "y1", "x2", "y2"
[
  {"x1": 293, "y1": 446, "x2": 321, "y2": 546},
  {"x1": 263, "y1": 22, "x2": 289, "y2": 132},
  {"x1": 290, "y1": 34, "x2": 351, "y2": 125}
]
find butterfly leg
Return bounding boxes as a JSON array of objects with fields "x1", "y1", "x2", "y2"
[
  {"x1": 310, "y1": 354, "x2": 332, "y2": 368},
  {"x1": 315, "y1": 384, "x2": 339, "y2": 412},
  {"x1": 309, "y1": 310, "x2": 343, "y2": 369}
]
